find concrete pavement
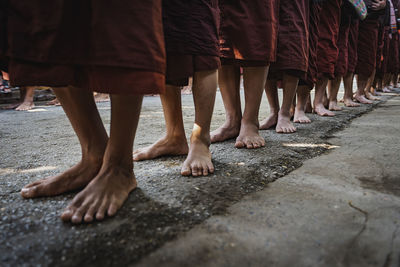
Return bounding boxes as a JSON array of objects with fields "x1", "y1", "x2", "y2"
[{"x1": 0, "y1": 88, "x2": 399, "y2": 266}]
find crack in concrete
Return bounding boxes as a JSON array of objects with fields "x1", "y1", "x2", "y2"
[
  {"x1": 382, "y1": 224, "x2": 399, "y2": 267},
  {"x1": 342, "y1": 201, "x2": 369, "y2": 266}
]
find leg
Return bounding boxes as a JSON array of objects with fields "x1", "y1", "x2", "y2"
[
  {"x1": 364, "y1": 69, "x2": 380, "y2": 101},
  {"x1": 61, "y1": 93, "x2": 143, "y2": 223},
  {"x1": 314, "y1": 77, "x2": 335, "y2": 116},
  {"x1": 181, "y1": 70, "x2": 217, "y2": 176},
  {"x1": 342, "y1": 72, "x2": 360, "y2": 107},
  {"x1": 294, "y1": 85, "x2": 312, "y2": 123},
  {"x1": 235, "y1": 66, "x2": 268, "y2": 148},
  {"x1": 393, "y1": 74, "x2": 399, "y2": 88},
  {"x1": 305, "y1": 94, "x2": 313, "y2": 113},
  {"x1": 276, "y1": 74, "x2": 298, "y2": 133},
  {"x1": 21, "y1": 86, "x2": 108, "y2": 198},
  {"x1": 328, "y1": 77, "x2": 343, "y2": 111},
  {"x1": 132, "y1": 85, "x2": 188, "y2": 161},
  {"x1": 382, "y1": 73, "x2": 393, "y2": 92},
  {"x1": 15, "y1": 86, "x2": 36, "y2": 111},
  {"x1": 260, "y1": 79, "x2": 279, "y2": 129},
  {"x1": 210, "y1": 65, "x2": 242, "y2": 143},
  {"x1": 355, "y1": 74, "x2": 373, "y2": 104}
]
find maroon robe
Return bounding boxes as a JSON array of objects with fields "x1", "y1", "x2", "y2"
[
  {"x1": 387, "y1": 34, "x2": 400, "y2": 74},
  {"x1": 316, "y1": 0, "x2": 343, "y2": 79},
  {"x1": 219, "y1": 0, "x2": 279, "y2": 65},
  {"x1": 5, "y1": 0, "x2": 166, "y2": 94},
  {"x1": 269, "y1": 0, "x2": 310, "y2": 79},
  {"x1": 300, "y1": 1, "x2": 323, "y2": 87},
  {"x1": 163, "y1": 0, "x2": 220, "y2": 86},
  {"x1": 335, "y1": 4, "x2": 355, "y2": 77},
  {"x1": 375, "y1": 24, "x2": 388, "y2": 78},
  {"x1": 347, "y1": 18, "x2": 360, "y2": 74},
  {"x1": 355, "y1": 17, "x2": 381, "y2": 77}
]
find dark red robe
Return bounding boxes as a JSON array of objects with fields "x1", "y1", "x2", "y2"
[
  {"x1": 219, "y1": 0, "x2": 279, "y2": 65},
  {"x1": 269, "y1": 0, "x2": 310, "y2": 79},
  {"x1": 335, "y1": 4, "x2": 356, "y2": 77},
  {"x1": 5, "y1": 0, "x2": 166, "y2": 94},
  {"x1": 300, "y1": 1, "x2": 323, "y2": 87},
  {"x1": 316, "y1": 0, "x2": 343, "y2": 79},
  {"x1": 163, "y1": 0, "x2": 220, "y2": 86},
  {"x1": 355, "y1": 17, "x2": 381, "y2": 77}
]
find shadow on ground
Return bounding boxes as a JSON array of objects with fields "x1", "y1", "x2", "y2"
[{"x1": 0, "y1": 89, "x2": 398, "y2": 266}]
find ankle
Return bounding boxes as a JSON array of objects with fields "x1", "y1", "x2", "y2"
[{"x1": 190, "y1": 133, "x2": 211, "y2": 147}]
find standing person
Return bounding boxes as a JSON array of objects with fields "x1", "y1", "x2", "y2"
[
  {"x1": 261, "y1": 0, "x2": 309, "y2": 133},
  {"x1": 354, "y1": 0, "x2": 387, "y2": 104},
  {"x1": 294, "y1": 0, "x2": 326, "y2": 124},
  {"x1": 374, "y1": 18, "x2": 389, "y2": 94},
  {"x1": 4, "y1": 1, "x2": 166, "y2": 224},
  {"x1": 328, "y1": 2, "x2": 362, "y2": 111},
  {"x1": 210, "y1": 0, "x2": 279, "y2": 147},
  {"x1": 384, "y1": 0, "x2": 400, "y2": 93},
  {"x1": 133, "y1": 0, "x2": 220, "y2": 176},
  {"x1": 313, "y1": 0, "x2": 343, "y2": 117}
]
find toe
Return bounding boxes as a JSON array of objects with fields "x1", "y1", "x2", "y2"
[
  {"x1": 21, "y1": 186, "x2": 37, "y2": 198},
  {"x1": 191, "y1": 164, "x2": 200, "y2": 176},
  {"x1": 207, "y1": 162, "x2": 215, "y2": 174},
  {"x1": 71, "y1": 212, "x2": 83, "y2": 224},
  {"x1": 61, "y1": 207, "x2": 75, "y2": 222},
  {"x1": 235, "y1": 140, "x2": 245, "y2": 148},
  {"x1": 201, "y1": 163, "x2": 209, "y2": 176},
  {"x1": 181, "y1": 164, "x2": 191, "y2": 176},
  {"x1": 246, "y1": 141, "x2": 254, "y2": 149},
  {"x1": 107, "y1": 202, "x2": 119, "y2": 217},
  {"x1": 84, "y1": 202, "x2": 100, "y2": 223},
  {"x1": 71, "y1": 205, "x2": 88, "y2": 224},
  {"x1": 96, "y1": 199, "x2": 108, "y2": 220}
]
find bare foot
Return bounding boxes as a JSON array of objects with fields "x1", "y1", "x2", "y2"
[
  {"x1": 382, "y1": 87, "x2": 392, "y2": 93},
  {"x1": 15, "y1": 101, "x2": 35, "y2": 111},
  {"x1": 276, "y1": 112, "x2": 297, "y2": 133},
  {"x1": 61, "y1": 164, "x2": 137, "y2": 224},
  {"x1": 314, "y1": 104, "x2": 335, "y2": 117},
  {"x1": 181, "y1": 140, "x2": 214, "y2": 177},
  {"x1": 133, "y1": 136, "x2": 188, "y2": 161},
  {"x1": 235, "y1": 121, "x2": 265, "y2": 149},
  {"x1": 293, "y1": 108, "x2": 311, "y2": 123},
  {"x1": 365, "y1": 91, "x2": 380, "y2": 101},
  {"x1": 47, "y1": 98, "x2": 60, "y2": 106},
  {"x1": 259, "y1": 113, "x2": 278, "y2": 130},
  {"x1": 328, "y1": 100, "x2": 342, "y2": 111},
  {"x1": 93, "y1": 93, "x2": 110, "y2": 103},
  {"x1": 343, "y1": 98, "x2": 360, "y2": 107},
  {"x1": 21, "y1": 158, "x2": 103, "y2": 198},
  {"x1": 210, "y1": 121, "x2": 240, "y2": 143},
  {"x1": 354, "y1": 93, "x2": 373, "y2": 104}
]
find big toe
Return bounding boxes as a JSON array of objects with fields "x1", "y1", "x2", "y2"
[
  {"x1": 21, "y1": 185, "x2": 40, "y2": 198},
  {"x1": 181, "y1": 164, "x2": 192, "y2": 176},
  {"x1": 61, "y1": 208, "x2": 75, "y2": 222},
  {"x1": 235, "y1": 140, "x2": 245, "y2": 148}
]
